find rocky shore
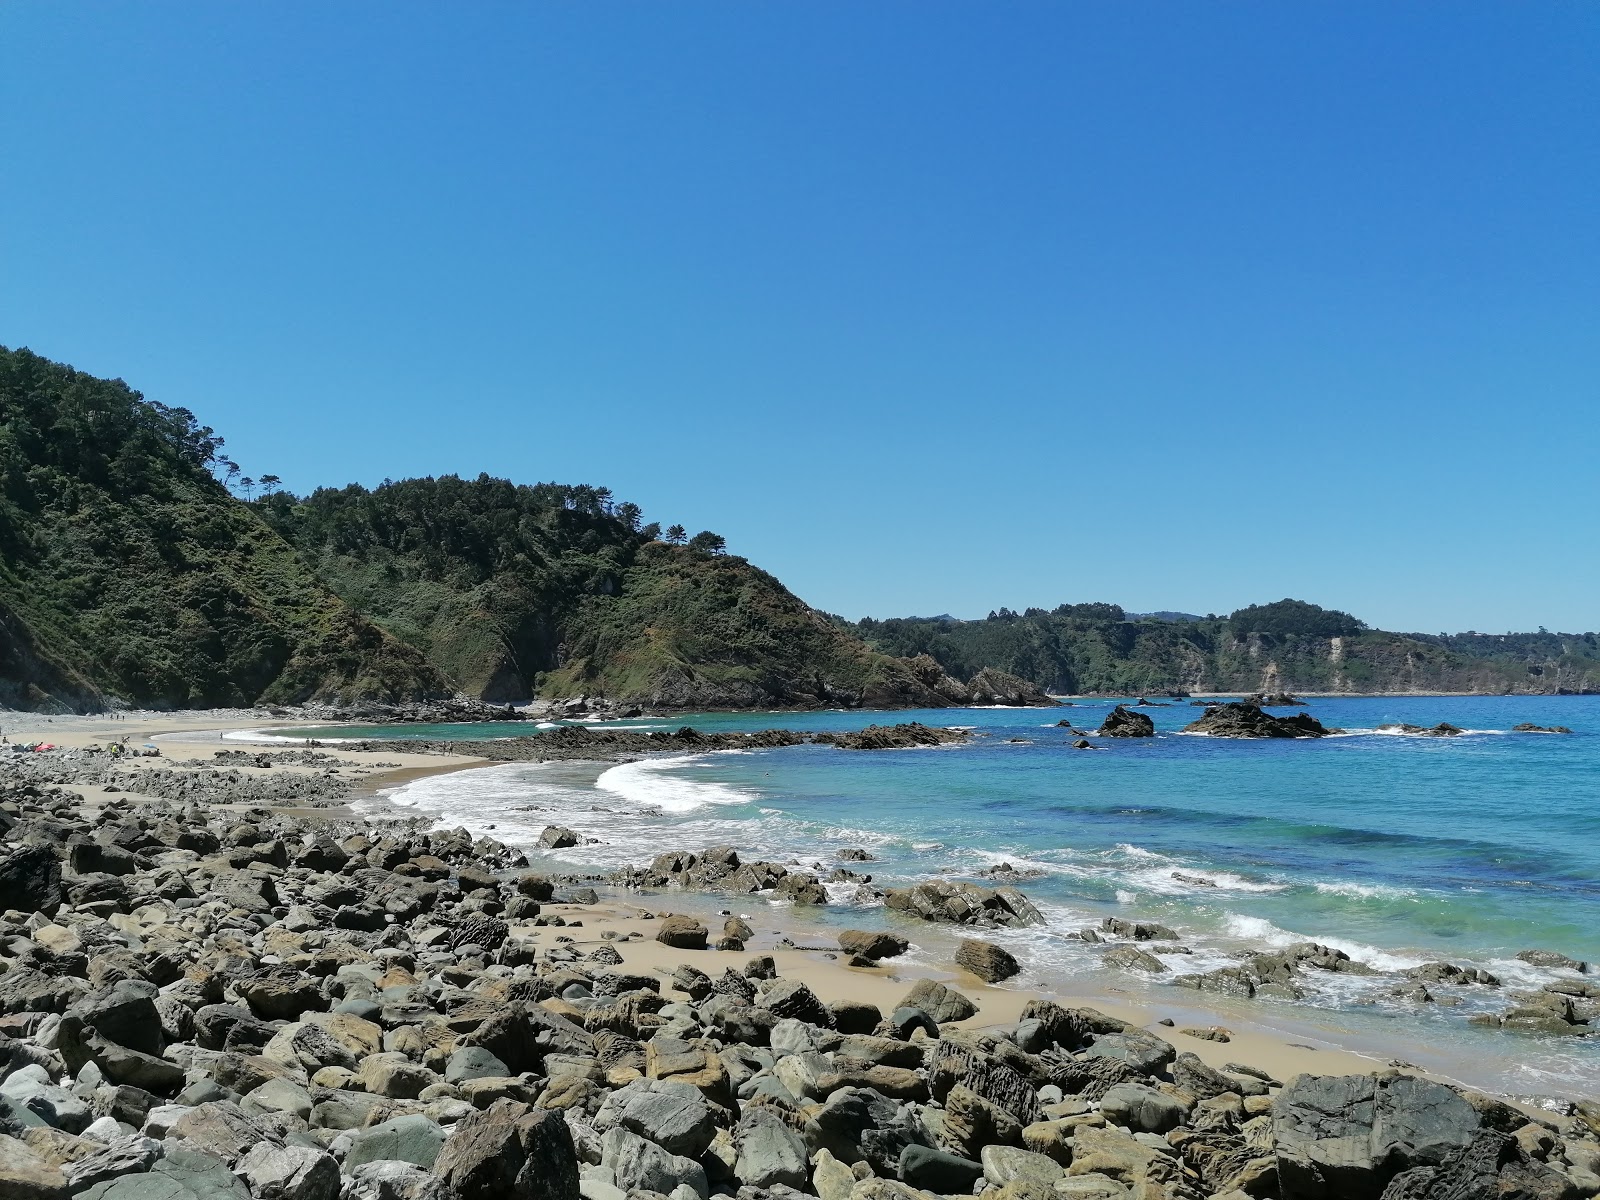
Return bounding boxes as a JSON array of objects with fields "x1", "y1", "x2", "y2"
[
  {"x1": 2, "y1": 740, "x2": 1600, "y2": 1200},
  {"x1": 388, "y1": 725, "x2": 973, "y2": 765}
]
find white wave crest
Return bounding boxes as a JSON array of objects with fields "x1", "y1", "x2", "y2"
[
  {"x1": 594, "y1": 756, "x2": 757, "y2": 814},
  {"x1": 1222, "y1": 913, "x2": 1429, "y2": 972},
  {"x1": 1313, "y1": 880, "x2": 1416, "y2": 900}
]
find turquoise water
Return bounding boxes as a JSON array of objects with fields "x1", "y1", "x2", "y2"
[{"x1": 271, "y1": 696, "x2": 1600, "y2": 1098}]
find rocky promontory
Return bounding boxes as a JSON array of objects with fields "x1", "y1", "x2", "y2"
[{"x1": 390, "y1": 724, "x2": 971, "y2": 764}]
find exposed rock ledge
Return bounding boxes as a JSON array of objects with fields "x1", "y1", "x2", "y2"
[{"x1": 1183, "y1": 703, "x2": 1337, "y2": 739}]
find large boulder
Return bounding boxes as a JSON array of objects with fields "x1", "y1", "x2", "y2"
[
  {"x1": 956, "y1": 939, "x2": 1021, "y2": 983},
  {"x1": 1097, "y1": 706, "x2": 1155, "y2": 738},
  {"x1": 758, "y1": 979, "x2": 834, "y2": 1028},
  {"x1": 343, "y1": 1114, "x2": 448, "y2": 1171},
  {"x1": 1272, "y1": 1074, "x2": 1481, "y2": 1200},
  {"x1": 234, "y1": 1143, "x2": 340, "y2": 1200},
  {"x1": 58, "y1": 980, "x2": 164, "y2": 1070},
  {"x1": 79, "y1": 1146, "x2": 251, "y2": 1200},
  {"x1": 0, "y1": 967, "x2": 86, "y2": 1015},
  {"x1": 602, "y1": 1079, "x2": 716, "y2": 1158},
  {"x1": 1100, "y1": 1083, "x2": 1187, "y2": 1134},
  {"x1": 599, "y1": 1127, "x2": 707, "y2": 1199},
  {"x1": 170, "y1": 1102, "x2": 284, "y2": 1165},
  {"x1": 234, "y1": 966, "x2": 325, "y2": 1022},
  {"x1": 655, "y1": 916, "x2": 708, "y2": 950},
  {"x1": 431, "y1": 1099, "x2": 579, "y2": 1200},
  {"x1": 0, "y1": 846, "x2": 61, "y2": 915},
  {"x1": 0, "y1": 1133, "x2": 69, "y2": 1200},
  {"x1": 733, "y1": 1106, "x2": 809, "y2": 1190},
  {"x1": 899, "y1": 979, "x2": 978, "y2": 1024},
  {"x1": 839, "y1": 930, "x2": 910, "y2": 961},
  {"x1": 1378, "y1": 1127, "x2": 1581, "y2": 1200}
]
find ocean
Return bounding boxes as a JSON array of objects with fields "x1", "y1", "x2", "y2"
[{"x1": 269, "y1": 695, "x2": 1600, "y2": 1101}]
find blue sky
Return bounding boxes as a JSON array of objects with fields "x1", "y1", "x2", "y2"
[{"x1": 3, "y1": 3, "x2": 1595, "y2": 632}]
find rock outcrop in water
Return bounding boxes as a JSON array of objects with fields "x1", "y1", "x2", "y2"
[
  {"x1": 1097, "y1": 706, "x2": 1155, "y2": 738},
  {"x1": 1376, "y1": 723, "x2": 1465, "y2": 737},
  {"x1": 1514, "y1": 723, "x2": 1574, "y2": 734},
  {"x1": 1183, "y1": 703, "x2": 1336, "y2": 738},
  {"x1": 881, "y1": 879, "x2": 1045, "y2": 929},
  {"x1": 815, "y1": 723, "x2": 971, "y2": 751}
]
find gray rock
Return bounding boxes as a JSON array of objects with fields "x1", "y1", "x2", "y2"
[
  {"x1": 63, "y1": 1137, "x2": 161, "y2": 1191},
  {"x1": 0, "y1": 1131, "x2": 70, "y2": 1200},
  {"x1": 769, "y1": 1018, "x2": 835, "y2": 1058},
  {"x1": 234, "y1": 1142, "x2": 340, "y2": 1200},
  {"x1": 81, "y1": 1145, "x2": 250, "y2": 1200},
  {"x1": 169, "y1": 1103, "x2": 282, "y2": 1166},
  {"x1": 337, "y1": 1161, "x2": 438, "y2": 1200},
  {"x1": 344, "y1": 1115, "x2": 448, "y2": 1171},
  {"x1": 982, "y1": 1143, "x2": 1067, "y2": 1187},
  {"x1": 0, "y1": 845, "x2": 62, "y2": 915},
  {"x1": 431, "y1": 1098, "x2": 579, "y2": 1199},
  {"x1": 732, "y1": 1106, "x2": 808, "y2": 1190},
  {"x1": 0, "y1": 967, "x2": 86, "y2": 1016},
  {"x1": 1103, "y1": 946, "x2": 1168, "y2": 975},
  {"x1": 599, "y1": 1127, "x2": 707, "y2": 1199},
  {"x1": 59, "y1": 980, "x2": 165, "y2": 1067},
  {"x1": 898, "y1": 979, "x2": 977, "y2": 1024},
  {"x1": 956, "y1": 938, "x2": 1022, "y2": 983},
  {"x1": 444, "y1": 1046, "x2": 509, "y2": 1085},
  {"x1": 758, "y1": 979, "x2": 833, "y2": 1027},
  {"x1": 607, "y1": 1080, "x2": 716, "y2": 1158},
  {"x1": 1100, "y1": 1083, "x2": 1187, "y2": 1134},
  {"x1": 837, "y1": 931, "x2": 910, "y2": 961},
  {"x1": 1083, "y1": 1031, "x2": 1175, "y2": 1075},
  {"x1": 241, "y1": 1077, "x2": 313, "y2": 1122},
  {"x1": 1273, "y1": 1074, "x2": 1481, "y2": 1200},
  {"x1": 0, "y1": 1064, "x2": 92, "y2": 1132},
  {"x1": 898, "y1": 1144, "x2": 985, "y2": 1192}
]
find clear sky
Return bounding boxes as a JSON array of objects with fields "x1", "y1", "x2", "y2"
[{"x1": 3, "y1": 3, "x2": 1596, "y2": 633}]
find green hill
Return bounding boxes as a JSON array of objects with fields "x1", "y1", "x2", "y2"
[
  {"x1": 257, "y1": 476, "x2": 969, "y2": 709},
  {"x1": 850, "y1": 599, "x2": 1600, "y2": 696},
  {"x1": 0, "y1": 347, "x2": 442, "y2": 711}
]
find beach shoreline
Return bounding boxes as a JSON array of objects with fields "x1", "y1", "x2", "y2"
[{"x1": 2, "y1": 706, "x2": 1593, "y2": 1109}]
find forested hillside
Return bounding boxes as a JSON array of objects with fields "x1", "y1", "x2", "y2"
[
  {"x1": 256, "y1": 476, "x2": 984, "y2": 709},
  {"x1": 849, "y1": 599, "x2": 1600, "y2": 695},
  {"x1": 0, "y1": 347, "x2": 442, "y2": 710}
]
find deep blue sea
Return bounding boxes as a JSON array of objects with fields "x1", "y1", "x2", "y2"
[{"x1": 268, "y1": 695, "x2": 1600, "y2": 1100}]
